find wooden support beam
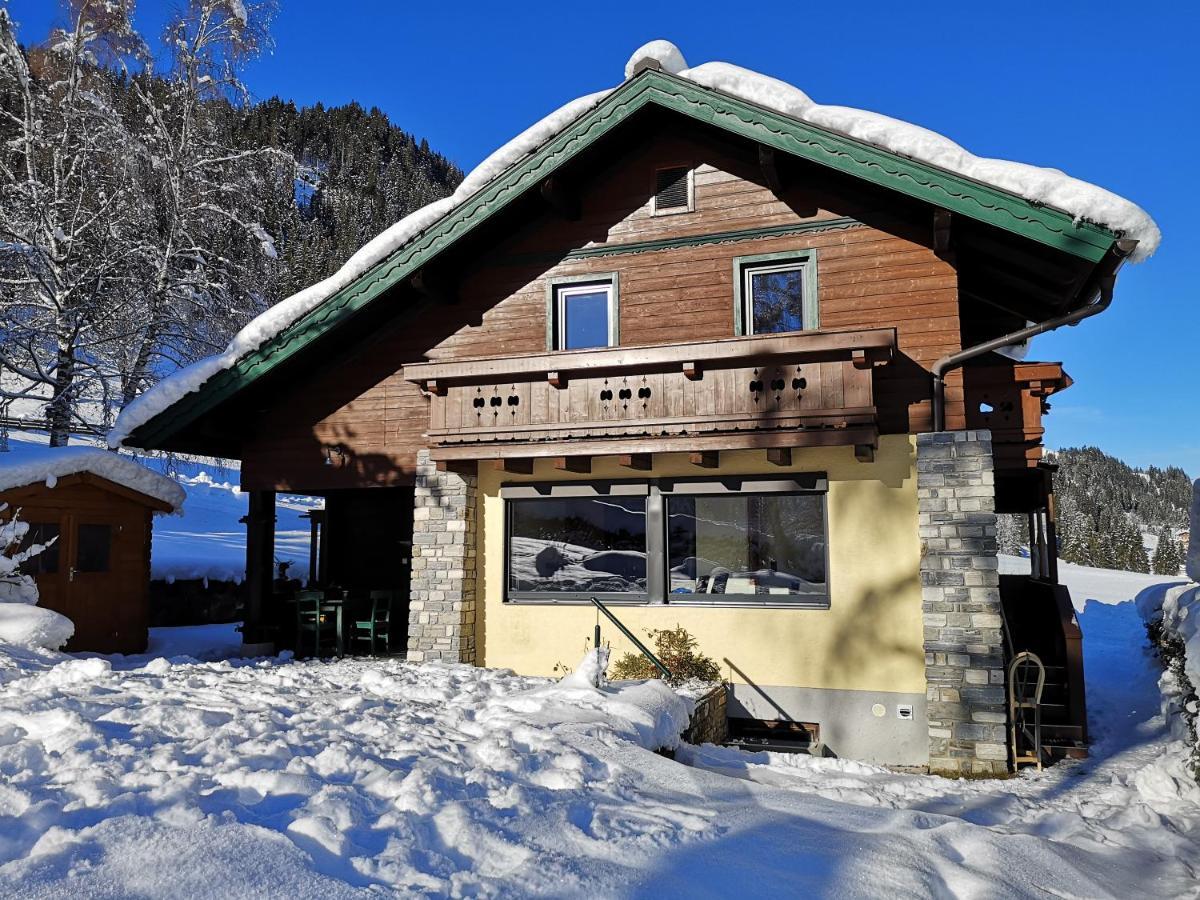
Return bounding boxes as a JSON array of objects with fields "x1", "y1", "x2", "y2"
[
  {"x1": 424, "y1": 379, "x2": 446, "y2": 396},
  {"x1": 242, "y1": 490, "x2": 276, "y2": 644},
  {"x1": 436, "y1": 460, "x2": 477, "y2": 476},
  {"x1": 934, "y1": 209, "x2": 953, "y2": 261},
  {"x1": 539, "y1": 174, "x2": 579, "y2": 220},
  {"x1": 411, "y1": 267, "x2": 458, "y2": 305},
  {"x1": 682, "y1": 361, "x2": 700, "y2": 380},
  {"x1": 618, "y1": 453, "x2": 652, "y2": 471},
  {"x1": 493, "y1": 458, "x2": 533, "y2": 475},
  {"x1": 547, "y1": 370, "x2": 563, "y2": 388},
  {"x1": 854, "y1": 443, "x2": 875, "y2": 463},
  {"x1": 553, "y1": 456, "x2": 591, "y2": 473},
  {"x1": 690, "y1": 451, "x2": 719, "y2": 469},
  {"x1": 758, "y1": 145, "x2": 784, "y2": 194},
  {"x1": 766, "y1": 448, "x2": 791, "y2": 467}
]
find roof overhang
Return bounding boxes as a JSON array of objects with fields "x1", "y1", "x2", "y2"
[{"x1": 124, "y1": 69, "x2": 1125, "y2": 453}]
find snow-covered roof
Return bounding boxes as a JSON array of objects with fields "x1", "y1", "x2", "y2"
[
  {"x1": 110, "y1": 40, "x2": 1159, "y2": 449},
  {"x1": 0, "y1": 446, "x2": 185, "y2": 512}
]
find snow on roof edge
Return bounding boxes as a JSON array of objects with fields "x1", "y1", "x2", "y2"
[
  {"x1": 0, "y1": 446, "x2": 185, "y2": 512},
  {"x1": 110, "y1": 39, "x2": 1159, "y2": 449}
]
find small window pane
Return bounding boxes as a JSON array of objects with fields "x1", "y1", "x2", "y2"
[
  {"x1": 749, "y1": 265, "x2": 806, "y2": 334},
  {"x1": 19, "y1": 523, "x2": 60, "y2": 575},
  {"x1": 509, "y1": 496, "x2": 646, "y2": 595},
  {"x1": 558, "y1": 287, "x2": 610, "y2": 350},
  {"x1": 77, "y1": 524, "x2": 112, "y2": 573},
  {"x1": 667, "y1": 494, "x2": 826, "y2": 599}
]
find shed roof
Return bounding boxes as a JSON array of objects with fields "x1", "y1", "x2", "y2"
[{"x1": 0, "y1": 446, "x2": 185, "y2": 512}]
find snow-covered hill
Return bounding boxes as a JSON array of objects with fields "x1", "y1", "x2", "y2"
[
  {"x1": 0, "y1": 559, "x2": 1195, "y2": 896},
  {"x1": 3, "y1": 432, "x2": 315, "y2": 582}
]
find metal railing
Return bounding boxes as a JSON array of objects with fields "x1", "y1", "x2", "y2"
[{"x1": 590, "y1": 597, "x2": 671, "y2": 681}]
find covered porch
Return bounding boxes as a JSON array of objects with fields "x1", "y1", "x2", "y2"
[{"x1": 241, "y1": 486, "x2": 414, "y2": 657}]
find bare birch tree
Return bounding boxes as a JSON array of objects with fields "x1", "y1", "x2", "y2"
[{"x1": 0, "y1": 1, "x2": 147, "y2": 444}]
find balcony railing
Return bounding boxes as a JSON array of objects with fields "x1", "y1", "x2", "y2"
[{"x1": 403, "y1": 328, "x2": 896, "y2": 461}]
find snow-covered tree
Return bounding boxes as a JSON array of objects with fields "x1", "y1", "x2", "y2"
[
  {"x1": 0, "y1": 502, "x2": 54, "y2": 603},
  {"x1": 1152, "y1": 527, "x2": 1183, "y2": 576},
  {"x1": 116, "y1": 0, "x2": 291, "y2": 404},
  {"x1": 0, "y1": 2, "x2": 148, "y2": 444}
]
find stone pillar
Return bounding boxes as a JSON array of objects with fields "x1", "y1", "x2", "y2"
[
  {"x1": 407, "y1": 450, "x2": 478, "y2": 664},
  {"x1": 917, "y1": 430, "x2": 1009, "y2": 775}
]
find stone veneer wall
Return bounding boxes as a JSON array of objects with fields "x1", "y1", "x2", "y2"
[
  {"x1": 917, "y1": 430, "x2": 1009, "y2": 776},
  {"x1": 680, "y1": 684, "x2": 730, "y2": 746},
  {"x1": 407, "y1": 450, "x2": 477, "y2": 664}
]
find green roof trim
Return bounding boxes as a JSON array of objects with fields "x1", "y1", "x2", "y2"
[{"x1": 128, "y1": 70, "x2": 1120, "y2": 449}]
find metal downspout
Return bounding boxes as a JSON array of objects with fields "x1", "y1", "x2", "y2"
[{"x1": 930, "y1": 238, "x2": 1139, "y2": 432}]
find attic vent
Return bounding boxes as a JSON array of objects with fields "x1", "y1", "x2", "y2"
[{"x1": 653, "y1": 165, "x2": 691, "y2": 214}]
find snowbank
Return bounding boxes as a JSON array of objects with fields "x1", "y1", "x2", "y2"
[
  {"x1": 110, "y1": 40, "x2": 1158, "y2": 448},
  {"x1": 0, "y1": 505, "x2": 74, "y2": 650},
  {"x1": 2, "y1": 580, "x2": 1198, "y2": 896},
  {"x1": 0, "y1": 603, "x2": 73, "y2": 650},
  {"x1": 1138, "y1": 580, "x2": 1200, "y2": 766},
  {"x1": 0, "y1": 444, "x2": 184, "y2": 511}
]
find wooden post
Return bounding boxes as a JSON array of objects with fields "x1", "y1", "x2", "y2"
[
  {"x1": 242, "y1": 490, "x2": 275, "y2": 645},
  {"x1": 690, "y1": 451, "x2": 719, "y2": 468},
  {"x1": 766, "y1": 448, "x2": 791, "y2": 467}
]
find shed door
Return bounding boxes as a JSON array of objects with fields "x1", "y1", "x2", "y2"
[{"x1": 63, "y1": 512, "x2": 139, "y2": 653}]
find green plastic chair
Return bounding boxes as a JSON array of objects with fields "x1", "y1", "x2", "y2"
[
  {"x1": 295, "y1": 591, "x2": 338, "y2": 658},
  {"x1": 352, "y1": 590, "x2": 396, "y2": 656}
]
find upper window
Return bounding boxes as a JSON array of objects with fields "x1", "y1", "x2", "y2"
[
  {"x1": 652, "y1": 165, "x2": 693, "y2": 215},
  {"x1": 735, "y1": 252, "x2": 819, "y2": 336},
  {"x1": 550, "y1": 277, "x2": 617, "y2": 350}
]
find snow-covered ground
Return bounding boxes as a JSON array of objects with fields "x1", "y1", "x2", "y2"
[
  {"x1": 0, "y1": 561, "x2": 1196, "y2": 896},
  {"x1": 3, "y1": 431, "x2": 315, "y2": 582}
]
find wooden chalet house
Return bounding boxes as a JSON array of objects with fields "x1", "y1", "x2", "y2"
[{"x1": 114, "y1": 43, "x2": 1156, "y2": 774}]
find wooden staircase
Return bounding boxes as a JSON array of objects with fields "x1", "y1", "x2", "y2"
[{"x1": 1000, "y1": 575, "x2": 1089, "y2": 765}]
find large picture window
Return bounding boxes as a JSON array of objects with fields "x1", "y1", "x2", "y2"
[
  {"x1": 503, "y1": 477, "x2": 828, "y2": 606},
  {"x1": 507, "y1": 494, "x2": 647, "y2": 598},
  {"x1": 667, "y1": 493, "x2": 826, "y2": 599}
]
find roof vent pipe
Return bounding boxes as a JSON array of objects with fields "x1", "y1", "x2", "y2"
[{"x1": 930, "y1": 238, "x2": 1138, "y2": 433}]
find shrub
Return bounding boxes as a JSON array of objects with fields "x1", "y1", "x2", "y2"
[{"x1": 609, "y1": 625, "x2": 722, "y2": 685}]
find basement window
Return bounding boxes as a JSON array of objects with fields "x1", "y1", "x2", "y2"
[
  {"x1": 734, "y1": 251, "x2": 820, "y2": 335},
  {"x1": 651, "y1": 165, "x2": 693, "y2": 215}
]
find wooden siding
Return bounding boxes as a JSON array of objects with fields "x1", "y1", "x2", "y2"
[
  {"x1": 241, "y1": 129, "x2": 961, "y2": 491},
  {"x1": 0, "y1": 479, "x2": 154, "y2": 654}
]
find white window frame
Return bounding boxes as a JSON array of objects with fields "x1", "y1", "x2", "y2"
[{"x1": 553, "y1": 280, "x2": 617, "y2": 350}]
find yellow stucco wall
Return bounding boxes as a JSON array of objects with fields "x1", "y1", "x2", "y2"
[{"x1": 476, "y1": 434, "x2": 924, "y2": 695}]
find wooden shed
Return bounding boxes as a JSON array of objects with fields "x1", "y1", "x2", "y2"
[{"x1": 1, "y1": 448, "x2": 184, "y2": 654}]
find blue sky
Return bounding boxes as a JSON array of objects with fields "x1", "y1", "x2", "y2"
[{"x1": 11, "y1": 1, "x2": 1198, "y2": 475}]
